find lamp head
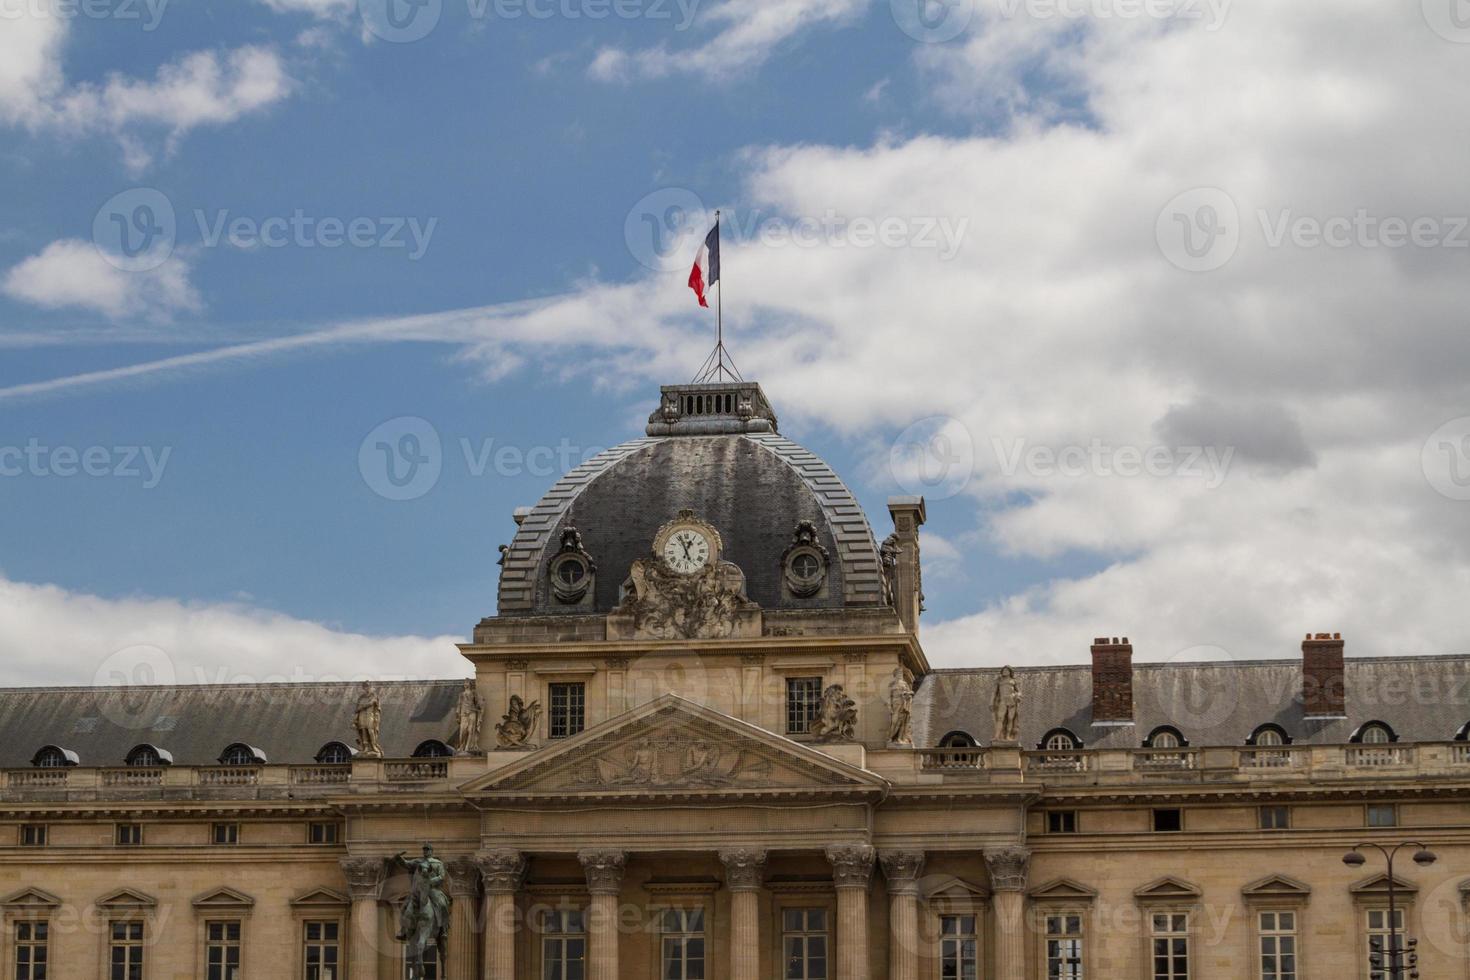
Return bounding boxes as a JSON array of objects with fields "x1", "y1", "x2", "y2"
[
  {"x1": 1413, "y1": 849, "x2": 1437, "y2": 866},
  {"x1": 1342, "y1": 851, "x2": 1366, "y2": 867}
]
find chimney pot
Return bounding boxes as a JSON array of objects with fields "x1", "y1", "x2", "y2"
[
  {"x1": 1302, "y1": 631, "x2": 1347, "y2": 719},
  {"x1": 1091, "y1": 636, "x2": 1135, "y2": 725}
]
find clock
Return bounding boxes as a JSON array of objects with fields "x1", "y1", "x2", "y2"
[{"x1": 651, "y1": 510, "x2": 724, "y2": 576}]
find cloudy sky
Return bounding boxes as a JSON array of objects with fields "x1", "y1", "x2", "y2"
[{"x1": 3, "y1": 0, "x2": 1470, "y2": 687}]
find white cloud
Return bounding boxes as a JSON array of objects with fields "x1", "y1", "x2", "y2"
[
  {"x1": 0, "y1": 574, "x2": 464, "y2": 687},
  {"x1": 0, "y1": 5, "x2": 291, "y2": 171},
  {"x1": 2, "y1": 240, "x2": 201, "y2": 321},
  {"x1": 589, "y1": 0, "x2": 866, "y2": 81}
]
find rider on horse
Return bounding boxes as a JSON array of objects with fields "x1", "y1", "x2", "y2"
[{"x1": 394, "y1": 844, "x2": 451, "y2": 944}]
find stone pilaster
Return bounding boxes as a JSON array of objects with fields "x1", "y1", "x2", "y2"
[
  {"x1": 880, "y1": 850, "x2": 925, "y2": 980},
  {"x1": 476, "y1": 850, "x2": 527, "y2": 980},
  {"x1": 720, "y1": 848, "x2": 767, "y2": 980},
  {"x1": 579, "y1": 849, "x2": 626, "y2": 980},
  {"x1": 443, "y1": 857, "x2": 479, "y2": 980},
  {"x1": 826, "y1": 844, "x2": 875, "y2": 980},
  {"x1": 985, "y1": 846, "x2": 1031, "y2": 980},
  {"x1": 340, "y1": 857, "x2": 383, "y2": 980}
]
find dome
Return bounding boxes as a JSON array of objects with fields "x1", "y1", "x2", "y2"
[{"x1": 497, "y1": 382, "x2": 886, "y2": 616}]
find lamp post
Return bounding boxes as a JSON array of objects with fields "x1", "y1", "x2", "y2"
[{"x1": 1342, "y1": 842, "x2": 1437, "y2": 979}]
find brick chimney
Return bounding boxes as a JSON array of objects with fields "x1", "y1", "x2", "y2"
[
  {"x1": 885, "y1": 497, "x2": 926, "y2": 637},
  {"x1": 1302, "y1": 632, "x2": 1346, "y2": 719},
  {"x1": 1091, "y1": 637, "x2": 1134, "y2": 725}
]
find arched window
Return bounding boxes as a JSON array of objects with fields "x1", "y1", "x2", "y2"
[
  {"x1": 1248, "y1": 724, "x2": 1291, "y2": 747},
  {"x1": 30, "y1": 745, "x2": 77, "y2": 769},
  {"x1": 1040, "y1": 729, "x2": 1081, "y2": 752},
  {"x1": 1456, "y1": 721, "x2": 1470, "y2": 743},
  {"x1": 1145, "y1": 726, "x2": 1188, "y2": 749},
  {"x1": 125, "y1": 744, "x2": 172, "y2": 767},
  {"x1": 1354, "y1": 722, "x2": 1396, "y2": 744},
  {"x1": 939, "y1": 731, "x2": 978, "y2": 748},
  {"x1": 412, "y1": 740, "x2": 453, "y2": 759},
  {"x1": 315, "y1": 742, "x2": 354, "y2": 765},
  {"x1": 218, "y1": 743, "x2": 265, "y2": 766}
]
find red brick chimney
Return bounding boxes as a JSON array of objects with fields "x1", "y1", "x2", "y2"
[
  {"x1": 1091, "y1": 637, "x2": 1134, "y2": 724},
  {"x1": 1302, "y1": 632, "x2": 1346, "y2": 719}
]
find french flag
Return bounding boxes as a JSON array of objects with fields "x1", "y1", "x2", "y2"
[{"x1": 688, "y1": 222, "x2": 720, "y2": 308}]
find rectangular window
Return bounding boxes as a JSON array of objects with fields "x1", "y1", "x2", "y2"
[
  {"x1": 1152, "y1": 808, "x2": 1183, "y2": 833},
  {"x1": 659, "y1": 908, "x2": 705, "y2": 980},
  {"x1": 1259, "y1": 806, "x2": 1290, "y2": 830},
  {"x1": 308, "y1": 822, "x2": 342, "y2": 845},
  {"x1": 1366, "y1": 804, "x2": 1397, "y2": 828},
  {"x1": 786, "y1": 677, "x2": 823, "y2": 735},
  {"x1": 115, "y1": 824, "x2": 142, "y2": 846},
  {"x1": 212, "y1": 823, "x2": 240, "y2": 845},
  {"x1": 939, "y1": 914, "x2": 978, "y2": 980},
  {"x1": 541, "y1": 909, "x2": 586, "y2": 980},
  {"x1": 303, "y1": 920, "x2": 340, "y2": 980},
  {"x1": 1366, "y1": 908, "x2": 1404, "y2": 980},
  {"x1": 402, "y1": 944, "x2": 438, "y2": 980},
  {"x1": 1258, "y1": 910, "x2": 1297, "y2": 980},
  {"x1": 206, "y1": 921, "x2": 241, "y2": 980},
  {"x1": 782, "y1": 908, "x2": 828, "y2": 980},
  {"x1": 1045, "y1": 913, "x2": 1084, "y2": 980},
  {"x1": 1150, "y1": 913, "x2": 1189, "y2": 980},
  {"x1": 14, "y1": 921, "x2": 48, "y2": 980},
  {"x1": 1046, "y1": 810, "x2": 1078, "y2": 834},
  {"x1": 19, "y1": 824, "x2": 46, "y2": 847},
  {"x1": 109, "y1": 922, "x2": 145, "y2": 980},
  {"x1": 548, "y1": 683, "x2": 586, "y2": 739}
]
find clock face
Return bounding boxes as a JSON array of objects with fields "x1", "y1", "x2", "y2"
[{"x1": 662, "y1": 528, "x2": 712, "y2": 574}]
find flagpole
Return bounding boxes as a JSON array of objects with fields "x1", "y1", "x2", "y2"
[{"x1": 715, "y1": 209, "x2": 723, "y2": 379}]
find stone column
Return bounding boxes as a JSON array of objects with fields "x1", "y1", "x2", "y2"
[
  {"x1": 476, "y1": 849, "x2": 527, "y2": 980},
  {"x1": 985, "y1": 846, "x2": 1031, "y2": 980},
  {"x1": 826, "y1": 844, "x2": 876, "y2": 980},
  {"x1": 340, "y1": 857, "x2": 383, "y2": 980},
  {"x1": 444, "y1": 857, "x2": 479, "y2": 980},
  {"x1": 720, "y1": 848, "x2": 767, "y2": 980},
  {"x1": 579, "y1": 849, "x2": 626, "y2": 980},
  {"x1": 880, "y1": 850, "x2": 925, "y2": 980}
]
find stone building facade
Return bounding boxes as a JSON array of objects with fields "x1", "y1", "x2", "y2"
[{"x1": 3, "y1": 380, "x2": 1470, "y2": 979}]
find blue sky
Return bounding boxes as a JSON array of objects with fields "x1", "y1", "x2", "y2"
[{"x1": 4, "y1": 0, "x2": 1470, "y2": 684}]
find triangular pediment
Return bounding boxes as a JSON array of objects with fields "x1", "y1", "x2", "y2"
[
  {"x1": 0, "y1": 887, "x2": 62, "y2": 909},
  {"x1": 1242, "y1": 874, "x2": 1311, "y2": 900},
  {"x1": 1351, "y1": 872, "x2": 1417, "y2": 896},
  {"x1": 464, "y1": 694, "x2": 888, "y2": 801},
  {"x1": 96, "y1": 887, "x2": 157, "y2": 910},
  {"x1": 1134, "y1": 876, "x2": 1202, "y2": 901},
  {"x1": 923, "y1": 875, "x2": 990, "y2": 903},
  {"x1": 1029, "y1": 878, "x2": 1099, "y2": 903},
  {"x1": 291, "y1": 887, "x2": 351, "y2": 910},
  {"x1": 192, "y1": 886, "x2": 255, "y2": 910}
]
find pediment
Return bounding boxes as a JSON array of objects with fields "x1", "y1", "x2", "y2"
[
  {"x1": 291, "y1": 887, "x2": 351, "y2": 910},
  {"x1": 0, "y1": 887, "x2": 62, "y2": 909},
  {"x1": 1351, "y1": 872, "x2": 1417, "y2": 896},
  {"x1": 1133, "y1": 876, "x2": 1202, "y2": 902},
  {"x1": 96, "y1": 887, "x2": 157, "y2": 910},
  {"x1": 1241, "y1": 874, "x2": 1311, "y2": 900},
  {"x1": 1029, "y1": 878, "x2": 1099, "y2": 903},
  {"x1": 923, "y1": 875, "x2": 991, "y2": 904},
  {"x1": 192, "y1": 886, "x2": 256, "y2": 910},
  {"x1": 464, "y1": 694, "x2": 888, "y2": 801}
]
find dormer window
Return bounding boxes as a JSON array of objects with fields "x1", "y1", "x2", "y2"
[
  {"x1": 939, "y1": 731, "x2": 978, "y2": 749},
  {"x1": 31, "y1": 746, "x2": 77, "y2": 769},
  {"x1": 1145, "y1": 727, "x2": 1187, "y2": 749},
  {"x1": 412, "y1": 740, "x2": 453, "y2": 759},
  {"x1": 219, "y1": 744, "x2": 265, "y2": 766},
  {"x1": 1248, "y1": 724, "x2": 1290, "y2": 747},
  {"x1": 1041, "y1": 729, "x2": 1081, "y2": 752},
  {"x1": 1352, "y1": 722, "x2": 1397, "y2": 744},
  {"x1": 315, "y1": 742, "x2": 354, "y2": 765},
  {"x1": 781, "y1": 521, "x2": 830, "y2": 599},
  {"x1": 125, "y1": 744, "x2": 172, "y2": 767}
]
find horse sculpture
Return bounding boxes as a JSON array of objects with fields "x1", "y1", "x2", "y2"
[{"x1": 394, "y1": 845, "x2": 450, "y2": 980}]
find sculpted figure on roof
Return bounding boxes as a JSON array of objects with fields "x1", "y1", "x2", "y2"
[
  {"x1": 355, "y1": 680, "x2": 383, "y2": 758},
  {"x1": 992, "y1": 666, "x2": 1021, "y2": 745}
]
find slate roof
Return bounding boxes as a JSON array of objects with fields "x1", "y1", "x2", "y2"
[
  {"x1": 0, "y1": 680, "x2": 464, "y2": 769},
  {"x1": 912, "y1": 655, "x2": 1470, "y2": 749}
]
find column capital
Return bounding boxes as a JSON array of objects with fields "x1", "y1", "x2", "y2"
[
  {"x1": 983, "y1": 846, "x2": 1031, "y2": 892},
  {"x1": 444, "y1": 856, "x2": 481, "y2": 898},
  {"x1": 339, "y1": 856, "x2": 383, "y2": 900},
  {"x1": 719, "y1": 847, "x2": 768, "y2": 892},
  {"x1": 476, "y1": 849, "x2": 528, "y2": 895},
  {"x1": 879, "y1": 850, "x2": 926, "y2": 896},
  {"x1": 825, "y1": 843, "x2": 876, "y2": 890},
  {"x1": 578, "y1": 849, "x2": 627, "y2": 896}
]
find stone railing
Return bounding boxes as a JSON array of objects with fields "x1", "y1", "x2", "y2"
[
  {"x1": 384, "y1": 760, "x2": 451, "y2": 782},
  {"x1": 198, "y1": 766, "x2": 261, "y2": 787},
  {"x1": 1453, "y1": 743, "x2": 1470, "y2": 765},
  {"x1": 101, "y1": 767, "x2": 164, "y2": 788},
  {"x1": 1025, "y1": 751, "x2": 1091, "y2": 773},
  {"x1": 1238, "y1": 747, "x2": 1303, "y2": 769},
  {"x1": 918, "y1": 747, "x2": 986, "y2": 771},
  {"x1": 6, "y1": 769, "x2": 68, "y2": 789},
  {"x1": 1345, "y1": 745, "x2": 1414, "y2": 768},
  {"x1": 291, "y1": 765, "x2": 351, "y2": 785},
  {"x1": 1134, "y1": 749, "x2": 1197, "y2": 771}
]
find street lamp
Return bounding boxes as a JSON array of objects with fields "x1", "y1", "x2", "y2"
[{"x1": 1342, "y1": 842, "x2": 1437, "y2": 979}]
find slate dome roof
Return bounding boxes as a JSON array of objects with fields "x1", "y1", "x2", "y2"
[{"x1": 496, "y1": 382, "x2": 886, "y2": 616}]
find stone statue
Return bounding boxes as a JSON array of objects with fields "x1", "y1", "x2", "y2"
[
  {"x1": 880, "y1": 533, "x2": 900, "y2": 605},
  {"x1": 887, "y1": 667, "x2": 915, "y2": 746},
  {"x1": 495, "y1": 695, "x2": 542, "y2": 749},
  {"x1": 392, "y1": 843, "x2": 450, "y2": 979},
  {"x1": 992, "y1": 666, "x2": 1021, "y2": 744},
  {"x1": 354, "y1": 680, "x2": 383, "y2": 758},
  {"x1": 451, "y1": 680, "x2": 484, "y2": 755},
  {"x1": 611, "y1": 556, "x2": 759, "y2": 640},
  {"x1": 810, "y1": 684, "x2": 857, "y2": 742}
]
